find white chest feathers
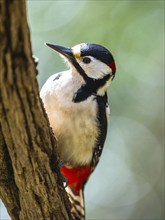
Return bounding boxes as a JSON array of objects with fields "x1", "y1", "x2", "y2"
[{"x1": 40, "y1": 71, "x2": 99, "y2": 166}]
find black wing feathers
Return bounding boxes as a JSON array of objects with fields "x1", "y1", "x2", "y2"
[{"x1": 91, "y1": 93, "x2": 108, "y2": 168}]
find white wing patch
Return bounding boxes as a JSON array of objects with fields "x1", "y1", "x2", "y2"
[{"x1": 106, "y1": 103, "x2": 110, "y2": 123}]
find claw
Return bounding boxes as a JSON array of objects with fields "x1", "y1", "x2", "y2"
[
  {"x1": 57, "y1": 160, "x2": 68, "y2": 188},
  {"x1": 62, "y1": 175, "x2": 68, "y2": 188}
]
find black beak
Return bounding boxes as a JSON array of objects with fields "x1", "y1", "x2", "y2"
[{"x1": 45, "y1": 43, "x2": 74, "y2": 61}]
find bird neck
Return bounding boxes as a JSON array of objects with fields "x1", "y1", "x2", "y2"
[
  {"x1": 71, "y1": 66, "x2": 111, "y2": 103},
  {"x1": 71, "y1": 66, "x2": 111, "y2": 94},
  {"x1": 96, "y1": 78, "x2": 112, "y2": 96}
]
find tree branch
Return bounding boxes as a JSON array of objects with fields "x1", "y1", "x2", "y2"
[{"x1": 0, "y1": 0, "x2": 72, "y2": 219}]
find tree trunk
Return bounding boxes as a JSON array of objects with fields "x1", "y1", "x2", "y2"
[{"x1": 0, "y1": 0, "x2": 72, "y2": 219}]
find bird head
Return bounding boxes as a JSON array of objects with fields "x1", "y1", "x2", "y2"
[{"x1": 46, "y1": 42, "x2": 116, "y2": 95}]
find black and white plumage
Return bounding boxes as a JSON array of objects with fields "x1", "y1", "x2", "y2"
[{"x1": 40, "y1": 43, "x2": 116, "y2": 220}]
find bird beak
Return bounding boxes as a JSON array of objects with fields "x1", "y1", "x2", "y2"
[{"x1": 45, "y1": 43, "x2": 74, "y2": 61}]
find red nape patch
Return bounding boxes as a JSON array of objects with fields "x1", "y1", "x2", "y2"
[
  {"x1": 108, "y1": 62, "x2": 116, "y2": 74},
  {"x1": 61, "y1": 166, "x2": 92, "y2": 192}
]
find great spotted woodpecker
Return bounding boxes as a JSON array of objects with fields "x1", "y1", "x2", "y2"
[{"x1": 40, "y1": 43, "x2": 116, "y2": 220}]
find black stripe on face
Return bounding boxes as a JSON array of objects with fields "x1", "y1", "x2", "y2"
[
  {"x1": 70, "y1": 58, "x2": 90, "y2": 83},
  {"x1": 73, "y1": 74, "x2": 111, "y2": 103}
]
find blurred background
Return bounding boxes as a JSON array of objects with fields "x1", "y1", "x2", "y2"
[{"x1": 0, "y1": 1, "x2": 164, "y2": 219}]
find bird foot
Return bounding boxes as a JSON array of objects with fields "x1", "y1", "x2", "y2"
[{"x1": 58, "y1": 160, "x2": 68, "y2": 188}]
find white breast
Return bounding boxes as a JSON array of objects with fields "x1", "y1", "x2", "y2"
[{"x1": 40, "y1": 70, "x2": 99, "y2": 166}]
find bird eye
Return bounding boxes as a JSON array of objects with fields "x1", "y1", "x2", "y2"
[{"x1": 82, "y1": 57, "x2": 91, "y2": 64}]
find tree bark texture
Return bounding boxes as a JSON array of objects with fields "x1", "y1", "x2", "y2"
[{"x1": 0, "y1": 1, "x2": 72, "y2": 219}]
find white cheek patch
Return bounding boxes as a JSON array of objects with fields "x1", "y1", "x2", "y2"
[
  {"x1": 80, "y1": 58, "x2": 110, "y2": 79},
  {"x1": 72, "y1": 44, "x2": 81, "y2": 58}
]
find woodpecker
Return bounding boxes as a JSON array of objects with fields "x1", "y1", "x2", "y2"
[{"x1": 40, "y1": 43, "x2": 116, "y2": 220}]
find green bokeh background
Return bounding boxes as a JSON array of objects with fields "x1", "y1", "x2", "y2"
[
  {"x1": 1, "y1": 1, "x2": 164, "y2": 220},
  {"x1": 28, "y1": 1, "x2": 164, "y2": 219}
]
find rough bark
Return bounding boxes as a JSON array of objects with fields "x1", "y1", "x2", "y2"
[
  {"x1": 0, "y1": 127, "x2": 20, "y2": 220},
  {"x1": 0, "y1": 0, "x2": 72, "y2": 219}
]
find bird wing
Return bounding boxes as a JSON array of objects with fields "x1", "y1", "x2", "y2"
[{"x1": 91, "y1": 92, "x2": 109, "y2": 169}]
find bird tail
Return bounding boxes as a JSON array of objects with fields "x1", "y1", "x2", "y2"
[
  {"x1": 66, "y1": 186, "x2": 85, "y2": 220},
  {"x1": 61, "y1": 165, "x2": 92, "y2": 220}
]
